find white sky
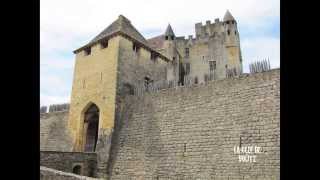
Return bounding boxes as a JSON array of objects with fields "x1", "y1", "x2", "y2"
[{"x1": 40, "y1": 0, "x2": 280, "y2": 106}]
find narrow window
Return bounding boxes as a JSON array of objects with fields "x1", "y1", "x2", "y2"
[
  {"x1": 133, "y1": 43, "x2": 139, "y2": 53},
  {"x1": 185, "y1": 63, "x2": 190, "y2": 75},
  {"x1": 165, "y1": 36, "x2": 168, "y2": 40},
  {"x1": 151, "y1": 52, "x2": 157, "y2": 61},
  {"x1": 84, "y1": 47, "x2": 91, "y2": 56},
  {"x1": 171, "y1": 35, "x2": 174, "y2": 40},
  {"x1": 195, "y1": 76, "x2": 198, "y2": 84},
  {"x1": 100, "y1": 40, "x2": 108, "y2": 49},
  {"x1": 185, "y1": 48, "x2": 189, "y2": 58},
  {"x1": 227, "y1": 30, "x2": 230, "y2": 35},
  {"x1": 225, "y1": 64, "x2": 228, "y2": 69},
  {"x1": 173, "y1": 57, "x2": 176, "y2": 61},
  {"x1": 235, "y1": 31, "x2": 237, "y2": 35},
  {"x1": 209, "y1": 61, "x2": 216, "y2": 71}
]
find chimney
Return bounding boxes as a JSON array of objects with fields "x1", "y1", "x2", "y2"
[{"x1": 206, "y1": 20, "x2": 211, "y2": 25}]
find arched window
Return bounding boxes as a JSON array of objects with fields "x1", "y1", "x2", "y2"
[
  {"x1": 83, "y1": 103, "x2": 99, "y2": 152},
  {"x1": 72, "y1": 165, "x2": 82, "y2": 175}
]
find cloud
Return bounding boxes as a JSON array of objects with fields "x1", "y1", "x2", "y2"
[{"x1": 40, "y1": 0, "x2": 280, "y2": 106}]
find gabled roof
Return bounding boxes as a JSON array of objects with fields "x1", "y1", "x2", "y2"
[
  {"x1": 223, "y1": 10, "x2": 235, "y2": 22},
  {"x1": 89, "y1": 15, "x2": 148, "y2": 44},
  {"x1": 74, "y1": 15, "x2": 151, "y2": 54}
]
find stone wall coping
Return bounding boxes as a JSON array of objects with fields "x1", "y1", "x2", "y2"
[
  {"x1": 40, "y1": 151, "x2": 97, "y2": 155},
  {"x1": 40, "y1": 166, "x2": 103, "y2": 180}
]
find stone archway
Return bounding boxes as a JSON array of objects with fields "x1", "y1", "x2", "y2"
[{"x1": 83, "y1": 103, "x2": 100, "y2": 152}]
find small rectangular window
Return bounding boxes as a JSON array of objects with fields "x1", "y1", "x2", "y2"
[
  {"x1": 100, "y1": 40, "x2": 108, "y2": 49},
  {"x1": 185, "y1": 48, "x2": 189, "y2": 58},
  {"x1": 186, "y1": 63, "x2": 190, "y2": 75},
  {"x1": 209, "y1": 61, "x2": 216, "y2": 71},
  {"x1": 151, "y1": 52, "x2": 157, "y2": 61},
  {"x1": 84, "y1": 47, "x2": 91, "y2": 56}
]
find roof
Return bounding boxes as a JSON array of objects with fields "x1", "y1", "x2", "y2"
[
  {"x1": 223, "y1": 10, "x2": 235, "y2": 21},
  {"x1": 147, "y1": 35, "x2": 165, "y2": 49},
  {"x1": 165, "y1": 24, "x2": 175, "y2": 37},
  {"x1": 74, "y1": 15, "x2": 150, "y2": 53},
  {"x1": 89, "y1": 15, "x2": 148, "y2": 44},
  {"x1": 73, "y1": 15, "x2": 171, "y2": 62}
]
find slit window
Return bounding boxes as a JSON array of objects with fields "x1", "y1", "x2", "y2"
[
  {"x1": 185, "y1": 48, "x2": 189, "y2": 58},
  {"x1": 185, "y1": 63, "x2": 190, "y2": 75},
  {"x1": 227, "y1": 30, "x2": 230, "y2": 35},
  {"x1": 84, "y1": 47, "x2": 91, "y2": 56}
]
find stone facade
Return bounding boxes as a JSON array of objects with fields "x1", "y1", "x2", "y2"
[
  {"x1": 40, "y1": 13, "x2": 279, "y2": 180},
  {"x1": 108, "y1": 69, "x2": 280, "y2": 179}
]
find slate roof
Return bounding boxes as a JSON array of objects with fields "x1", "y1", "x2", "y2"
[
  {"x1": 74, "y1": 15, "x2": 151, "y2": 54},
  {"x1": 89, "y1": 15, "x2": 148, "y2": 44},
  {"x1": 165, "y1": 24, "x2": 175, "y2": 37},
  {"x1": 223, "y1": 10, "x2": 235, "y2": 22}
]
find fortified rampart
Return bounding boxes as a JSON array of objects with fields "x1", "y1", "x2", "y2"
[
  {"x1": 40, "y1": 69, "x2": 280, "y2": 179},
  {"x1": 108, "y1": 69, "x2": 280, "y2": 179}
]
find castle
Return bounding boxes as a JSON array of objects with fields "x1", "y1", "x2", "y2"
[{"x1": 40, "y1": 11, "x2": 280, "y2": 180}]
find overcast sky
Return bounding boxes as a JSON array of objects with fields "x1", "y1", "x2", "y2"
[{"x1": 40, "y1": 0, "x2": 279, "y2": 106}]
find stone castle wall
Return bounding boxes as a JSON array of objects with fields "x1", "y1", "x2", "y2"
[
  {"x1": 40, "y1": 151, "x2": 97, "y2": 177},
  {"x1": 40, "y1": 111, "x2": 73, "y2": 151},
  {"x1": 108, "y1": 69, "x2": 280, "y2": 179}
]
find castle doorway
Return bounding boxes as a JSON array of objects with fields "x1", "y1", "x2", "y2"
[{"x1": 83, "y1": 103, "x2": 99, "y2": 152}]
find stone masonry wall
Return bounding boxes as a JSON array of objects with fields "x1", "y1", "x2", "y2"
[
  {"x1": 108, "y1": 69, "x2": 280, "y2": 180},
  {"x1": 40, "y1": 151, "x2": 97, "y2": 177},
  {"x1": 40, "y1": 111, "x2": 73, "y2": 151}
]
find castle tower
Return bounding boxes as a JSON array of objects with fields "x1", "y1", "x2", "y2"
[
  {"x1": 163, "y1": 24, "x2": 179, "y2": 81},
  {"x1": 223, "y1": 10, "x2": 243, "y2": 74},
  {"x1": 67, "y1": 15, "x2": 170, "y2": 178},
  {"x1": 163, "y1": 24, "x2": 176, "y2": 60}
]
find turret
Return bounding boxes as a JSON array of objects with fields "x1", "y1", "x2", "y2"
[
  {"x1": 223, "y1": 10, "x2": 243, "y2": 74},
  {"x1": 165, "y1": 24, "x2": 175, "y2": 40},
  {"x1": 163, "y1": 24, "x2": 179, "y2": 81}
]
